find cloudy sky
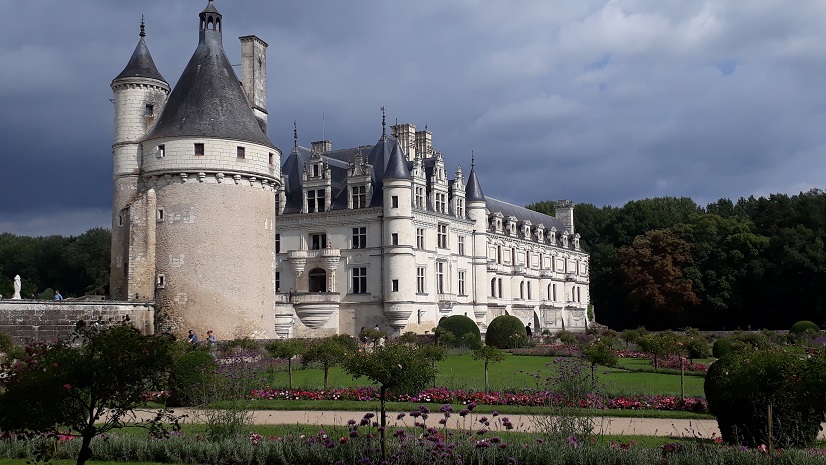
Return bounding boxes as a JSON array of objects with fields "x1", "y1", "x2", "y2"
[{"x1": 2, "y1": 1, "x2": 826, "y2": 236}]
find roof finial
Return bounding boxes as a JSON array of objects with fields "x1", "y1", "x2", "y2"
[
  {"x1": 471, "y1": 150, "x2": 475, "y2": 168},
  {"x1": 380, "y1": 106, "x2": 386, "y2": 137},
  {"x1": 293, "y1": 121, "x2": 298, "y2": 148},
  {"x1": 140, "y1": 15, "x2": 146, "y2": 38}
]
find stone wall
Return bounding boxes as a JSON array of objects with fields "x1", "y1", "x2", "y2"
[{"x1": 0, "y1": 300, "x2": 155, "y2": 344}]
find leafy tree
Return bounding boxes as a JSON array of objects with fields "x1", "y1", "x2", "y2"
[
  {"x1": 583, "y1": 341, "x2": 618, "y2": 368},
  {"x1": 472, "y1": 345, "x2": 505, "y2": 393},
  {"x1": 637, "y1": 331, "x2": 679, "y2": 369},
  {"x1": 302, "y1": 336, "x2": 351, "y2": 389},
  {"x1": 343, "y1": 343, "x2": 436, "y2": 460},
  {"x1": 619, "y1": 229, "x2": 699, "y2": 323},
  {"x1": 265, "y1": 339, "x2": 307, "y2": 390},
  {"x1": 0, "y1": 324, "x2": 174, "y2": 465}
]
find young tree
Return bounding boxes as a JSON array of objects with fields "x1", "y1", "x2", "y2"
[
  {"x1": 343, "y1": 343, "x2": 436, "y2": 460},
  {"x1": 472, "y1": 345, "x2": 505, "y2": 393},
  {"x1": 265, "y1": 339, "x2": 307, "y2": 390},
  {"x1": 0, "y1": 324, "x2": 174, "y2": 465},
  {"x1": 302, "y1": 337, "x2": 350, "y2": 389}
]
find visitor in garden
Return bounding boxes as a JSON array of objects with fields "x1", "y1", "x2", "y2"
[
  {"x1": 187, "y1": 330, "x2": 199, "y2": 345},
  {"x1": 525, "y1": 322, "x2": 532, "y2": 339},
  {"x1": 53, "y1": 290, "x2": 63, "y2": 301}
]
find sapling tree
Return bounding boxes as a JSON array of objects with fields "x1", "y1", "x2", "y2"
[
  {"x1": 302, "y1": 336, "x2": 351, "y2": 389},
  {"x1": 472, "y1": 345, "x2": 505, "y2": 393},
  {"x1": 265, "y1": 339, "x2": 307, "y2": 390},
  {"x1": 343, "y1": 343, "x2": 436, "y2": 460},
  {"x1": 0, "y1": 324, "x2": 175, "y2": 465}
]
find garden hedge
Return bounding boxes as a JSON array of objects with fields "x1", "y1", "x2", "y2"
[
  {"x1": 704, "y1": 348, "x2": 826, "y2": 448},
  {"x1": 168, "y1": 349, "x2": 216, "y2": 406},
  {"x1": 485, "y1": 315, "x2": 527, "y2": 349},
  {"x1": 789, "y1": 320, "x2": 820, "y2": 334},
  {"x1": 436, "y1": 315, "x2": 481, "y2": 349}
]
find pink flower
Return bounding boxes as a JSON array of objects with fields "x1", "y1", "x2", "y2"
[{"x1": 63, "y1": 384, "x2": 71, "y2": 390}]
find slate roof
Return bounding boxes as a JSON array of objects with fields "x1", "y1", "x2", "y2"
[
  {"x1": 143, "y1": 4, "x2": 276, "y2": 149},
  {"x1": 113, "y1": 35, "x2": 166, "y2": 84},
  {"x1": 465, "y1": 165, "x2": 485, "y2": 202},
  {"x1": 485, "y1": 197, "x2": 565, "y2": 231}
]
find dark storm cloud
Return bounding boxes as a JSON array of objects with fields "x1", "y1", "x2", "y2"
[{"x1": 2, "y1": 1, "x2": 826, "y2": 236}]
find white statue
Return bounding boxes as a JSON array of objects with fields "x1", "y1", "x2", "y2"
[{"x1": 12, "y1": 275, "x2": 22, "y2": 300}]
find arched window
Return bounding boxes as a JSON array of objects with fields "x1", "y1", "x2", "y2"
[{"x1": 308, "y1": 268, "x2": 327, "y2": 292}]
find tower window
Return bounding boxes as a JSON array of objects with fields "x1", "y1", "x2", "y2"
[
  {"x1": 145, "y1": 104, "x2": 154, "y2": 117},
  {"x1": 157, "y1": 145, "x2": 165, "y2": 158},
  {"x1": 237, "y1": 146, "x2": 246, "y2": 159},
  {"x1": 391, "y1": 196, "x2": 399, "y2": 208},
  {"x1": 391, "y1": 279, "x2": 399, "y2": 292},
  {"x1": 157, "y1": 208, "x2": 165, "y2": 222},
  {"x1": 269, "y1": 153, "x2": 274, "y2": 165},
  {"x1": 391, "y1": 233, "x2": 399, "y2": 245},
  {"x1": 194, "y1": 143, "x2": 204, "y2": 156},
  {"x1": 117, "y1": 213, "x2": 124, "y2": 227},
  {"x1": 156, "y1": 274, "x2": 166, "y2": 288}
]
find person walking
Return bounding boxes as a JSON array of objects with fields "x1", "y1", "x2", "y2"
[
  {"x1": 187, "y1": 330, "x2": 199, "y2": 345},
  {"x1": 525, "y1": 322, "x2": 532, "y2": 339},
  {"x1": 53, "y1": 290, "x2": 63, "y2": 301}
]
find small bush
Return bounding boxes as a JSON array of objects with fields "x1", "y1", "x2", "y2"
[
  {"x1": 436, "y1": 315, "x2": 481, "y2": 349},
  {"x1": 684, "y1": 337, "x2": 710, "y2": 359},
  {"x1": 0, "y1": 331, "x2": 13, "y2": 353},
  {"x1": 712, "y1": 333, "x2": 771, "y2": 358},
  {"x1": 558, "y1": 330, "x2": 577, "y2": 346},
  {"x1": 790, "y1": 320, "x2": 820, "y2": 334},
  {"x1": 583, "y1": 341, "x2": 618, "y2": 367},
  {"x1": 705, "y1": 349, "x2": 826, "y2": 448},
  {"x1": 168, "y1": 350, "x2": 216, "y2": 406},
  {"x1": 218, "y1": 337, "x2": 259, "y2": 356},
  {"x1": 485, "y1": 315, "x2": 527, "y2": 349}
]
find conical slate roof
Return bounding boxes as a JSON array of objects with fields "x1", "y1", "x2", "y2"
[
  {"x1": 465, "y1": 165, "x2": 485, "y2": 202},
  {"x1": 113, "y1": 27, "x2": 166, "y2": 83},
  {"x1": 144, "y1": 3, "x2": 276, "y2": 149}
]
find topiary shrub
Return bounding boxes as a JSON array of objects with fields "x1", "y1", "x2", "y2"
[
  {"x1": 684, "y1": 336, "x2": 711, "y2": 360},
  {"x1": 168, "y1": 350, "x2": 216, "y2": 406},
  {"x1": 790, "y1": 320, "x2": 820, "y2": 334},
  {"x1": 705, "y1": 349, "x2": 826, "y2": 448},
  {"x1": 485, "y1": 315, "x2": 527, "y2": 349},
  {"x1": 712, "y1": 333, "x2": 772, "y2": 358},
  {"x1": 436, "y1": 315, "x2": 481, "y2": 349}
]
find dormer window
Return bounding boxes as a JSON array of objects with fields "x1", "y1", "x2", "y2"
[{"x1": 351, "y1": 185, "x2": 367, "y2": 209}]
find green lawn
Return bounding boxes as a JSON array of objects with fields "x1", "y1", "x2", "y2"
[{"x1": 262, "y1": 353, "x2": 707, "y2": 397}]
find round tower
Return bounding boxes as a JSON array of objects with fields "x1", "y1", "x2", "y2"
[
  {"x1": 377, "y1": 125, "x2": 416, "y2": 333},
  {"x1": 465, "y1": 158, "x2": 489, "y2": 326},
  {"x1": 140, "y1": 1, "x2": 282, "y2": 338},
  {"x1": 110, "y1": 18, "x2": 170, "y2": 300}
]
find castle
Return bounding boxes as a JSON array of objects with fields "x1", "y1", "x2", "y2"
[{"x1": 110, "y1": 1, "x2": 590, "y2": 340}]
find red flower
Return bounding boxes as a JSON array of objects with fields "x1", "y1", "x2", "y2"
[{"x1": 63, "y1": 384, "x2": 72, "y2": 390}]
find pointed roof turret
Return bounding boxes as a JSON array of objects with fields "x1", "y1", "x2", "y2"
[
  {"x1": 465, "y1": 154, "x2": 486, "y2": 202},
  {"x1": 383, "y1": 138, "x2": 412, "y2": 181},
  {"x1": 144, "y1": 1, "x2": 276, "y2": 149},
  {"x1": 113, "y1": 17, "x2": 167, "y2": 84}
]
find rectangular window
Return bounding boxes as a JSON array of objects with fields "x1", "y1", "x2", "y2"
[
  {"x1": 311, "y1": 233, "x2": 327, "y2": 250},
  {"x1": 435, "y1": 193, "x2": 446, "y2": 213},
  {"x1": 156, "y1": 274, "x2": 166, "y2": 288},
  {"x1": 437, "y1": 224, "x2": 448, "y2": 249},
  {"x1": 237, "y1": 146, "x2": 246, "y2": 159},
  {"x1": 194, "y1": 143, "x2": 204, "y2": 156},
  {"x1": 391, "y1": 195, "x2": 399, "y2": 208},
  {"x1": 416, "y1": 228, "x2": 425, "y2": 249},
  {"x1": 417, "y1": 267, "x2": 426, "y2": 293},
  {"x1": 456, "y1": 198, "x2": 464, "y2": 217},
  {"x1": 391, "y1": 279, "x2": 399, "y2": 292},
  {"x1": 458, "y1": 236, "x2": 465, "y2": 256},
  {"x1": 352, "y1": 185, "x2": 366, "y2": 209},
  {"x1": 145, "y1": 104, "x2": 154, "y2": 117},
  {"x1": 156, "y1": 208, "x2": 165, "y2": 222},
  {"x1": 352, "y1": 267, "x2": 367, "y2": 294},
  {"x1": 391, "y1": 233, "x2": 399, "y2": 245},
  {"x1": 352, "y1": 227, "x2": 366, "y2": 249},
  {"x1": 312, "y1": 164, "x2": 319, "y2": 177},
  {"x1": 498, "y1": 278, "x2": 503, "y2": 298},
  {"x1": 275, "y1": 271, "x2": 280, "y2": 293},
  {"x1": 458, "y1": 271, "x2": 466, "y2": 295},
  {"x1": 527, "y1": 281, "x2": 532, "y2": 300},
  {"x1": 436, "y1": 261, "x2": 445, "y2": 293},
  {"x1": 157, "y1": 145, "x2": 165, "y2": 158},
  {"x1": 269, "y1": 153, "x2": 274, "y2": 165},
  {"x1": 415, "y1": 187, "x2": 425, "y2": 209},
  {"x1": 307, "y1": 189, "x2": 325, "y2": 213},
  {"x1": 275, "y1": 233, "x2": 281, "y2": 253},
  {"x1": 118, "y1": 213, "x2": 124, "y2": 227},
  {"x1": 552, "y1": 283, "x2": 557, "y2": 301}
]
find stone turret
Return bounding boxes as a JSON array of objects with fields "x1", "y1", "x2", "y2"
[
  {"x1": 110, "y1": 18, "x2": 170, "y2": 301},
  {"x1": 464, "y1": 159, "x2": 488, "y2": 325}
]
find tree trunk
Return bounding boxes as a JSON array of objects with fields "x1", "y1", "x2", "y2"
[
  {"x1": 323, "y1": 365, "x2": 329, "y2": 389},
  {"x1": 77, "y1": 432, "x2": 93, "y2": 465},
  {"x1": 484, "y1": 361, "x2": 489, "y2": 394},
  {"x1": 288, "y1": 358, "x2": 293, "y2": 390},
  {"x1": 380, "y1": 385, "x2": 387, "y2": 461}
]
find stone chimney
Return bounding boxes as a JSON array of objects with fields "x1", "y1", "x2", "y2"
[
  {"x1": 415, "y1": 129, "x2": 432, "y2": 158},
  {"x1": 391, "y1": 123, "x2": 416, "y2": 160},
  {"x1": 312, "y1": 140, "x2": 332, "y2": 153},
  {"x1": 554, "y1": 200, "x2": 575, "y2": 234},
  {"x1": 240, "y1": 35, "x2": 268, "y2": 132}
]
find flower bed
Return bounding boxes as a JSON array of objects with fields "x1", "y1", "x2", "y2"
[
  {"x1": 248, "y1": 386, "x2": 709, "y2": 413},
  {"x1": 655, "y1": 355, "x2": 708, "y2": 373}
]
